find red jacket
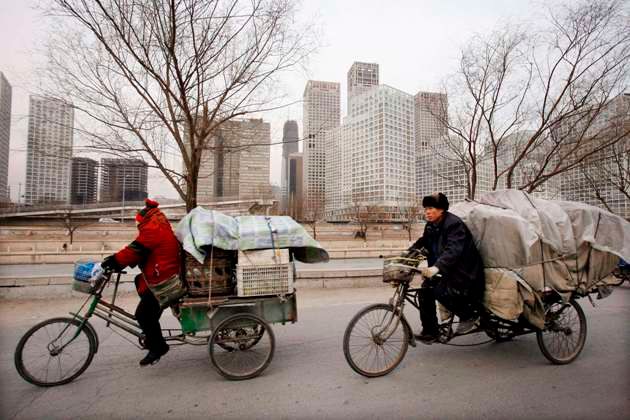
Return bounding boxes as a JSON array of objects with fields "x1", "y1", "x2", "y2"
[{"x1": 113, "y1": 208, "x2": 181, "y2": 294}]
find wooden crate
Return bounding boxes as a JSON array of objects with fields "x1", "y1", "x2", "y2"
[{"x1": 183, "y1": 248, "x2": 237, "y2": 296}]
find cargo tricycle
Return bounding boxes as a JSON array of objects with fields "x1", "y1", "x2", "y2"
[
  {"x1": 14, "y1": 249, "x2": 297, "y2": 386},
  {"x1": 343, "y1": 253, "x2": 590, "y2": 378}
]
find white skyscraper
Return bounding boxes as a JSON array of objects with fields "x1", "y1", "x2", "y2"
[
  {"x1": 24, "y1": 96, "x2": 74, "y2": 205},
  {"x1": 326, "y1": 85, "x2": 416, "y2": 221},
  {"x1": 0, "y1": 72, "x2": 11, "y2": 203},
  {"x1": 559, "y1": 92, "x2": 630, "y2": 218},
  {"x1": 491, "y1": 130, "x2": 562, "y2": 200},
  {"x1": 347, "y1": 62, "x2": 379, "y2": 109},
  {"x1": 414, "y1": 91, "x2": 449, "y2": 197},
  {"x1": 303, "y1": 80, "x2": 340, "y2": 217}
]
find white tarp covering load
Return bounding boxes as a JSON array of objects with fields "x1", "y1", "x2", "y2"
[
  {"x1": 175, "y1": 207, "x2": 329, "y2": 264},
  {"x1": 451, "y1": 190, "x2": 630, "y2": 327}
]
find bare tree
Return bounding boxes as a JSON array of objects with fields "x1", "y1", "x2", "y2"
[
  {"x1": 349, "y1": 200, "x2": 381, "y2": 241},
  {"x1": 43, "y1": 0, "x2": 315, "y2": 211},
  {"x1": 61, "y1": 209, "x2": 93, "y2": 245},
  {"x1": 400, "y1": 198, "x2": 422, "y2": 242},
  {"x1": 429, "y1": 0, "x2": 630, "y2": 198},
  {"x1": 302, "y1": 198, "x2": 325, "y2": 240},
  {"x1": 350, "y1": 201, "x2": 368, "y2": 241}
]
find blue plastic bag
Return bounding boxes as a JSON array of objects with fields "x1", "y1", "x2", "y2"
[{"x1": 74, "y1": 262, "x2": 97, "y2": 282}]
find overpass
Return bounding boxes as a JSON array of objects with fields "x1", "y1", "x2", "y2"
[{"x1": 0, "y1": 198, "x2": 277, "y2": 220}]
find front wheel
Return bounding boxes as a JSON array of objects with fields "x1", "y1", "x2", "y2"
[
  {"x1": 209, "y1": 313, "x2": 275, "y2": 380},
  {"x1": 343, "y1": 303, "x2": 410, "y2": 378},
  {"x1": 536, "y1": 299, "x2": 587, "y2": 364},
  {"x1": 15, "y1": 317, "x2": 97, "y2": 387}
]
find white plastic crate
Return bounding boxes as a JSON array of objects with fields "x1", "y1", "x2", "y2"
[{"x1": 236, "y1": 250, "x2": 294, "y2": 297}]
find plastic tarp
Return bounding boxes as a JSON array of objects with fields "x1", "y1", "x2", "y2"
[
  {"x1": 450, "y1": 190, "x2": 630, "y2": 327},
  {"x1": 175, "y1": 207, "x2": 330, "y2": 264}
]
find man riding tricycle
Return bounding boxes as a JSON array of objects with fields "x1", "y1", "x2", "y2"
[{"x1": 343, "y1": 190, "x2": 630, "y2": 377}]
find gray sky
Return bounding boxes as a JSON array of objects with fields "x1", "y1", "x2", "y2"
[{"x1": 0, "y1": 0, "x2": 545, "y2": 201}]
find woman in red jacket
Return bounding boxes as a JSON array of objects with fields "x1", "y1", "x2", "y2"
[{"x1": 101, "y1": 199, "x2": 181, "y2": 366}]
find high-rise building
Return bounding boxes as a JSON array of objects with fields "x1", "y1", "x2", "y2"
[
  {"x1": 414, "y1": 91, "x2": 448, "y2": 155},
  {"x1": 287, "y1": 152, "x2": 304, "y2": 220},
  {"x1": 71, "y1": 157, "x2": 98, "y2": 204},
  {"x1": 324, "y1": 124, "x2": 351, "y2": 219},
  {"x1": 280, "y1": 120, "x2": 299, "y2": 212},
  {"x1": 414, "y1": 91, "x2": 449, "y2": 197},
  {"x1": 0, "y1": 72, "x2": 11, "y2": 203},
  {"x1": 491, "y1": 130, "x2": 562, "y2": 199},
  {"x1": 326, "y1": 85, "x2": 416, "y2": 221},
  {"x1": 196, "y1": 118, "x2": 271, "y2": 202},
  {"x1": 347, "y1": 62, "x2": 379, "y2": 108},
  {"x1": 416, "y1": 146, "x2": 492, "y2": 204},
  {"x1": 24, "y1": 96, "x2": 74, "y2": 205},
  {"x1": 302, "y1": 80, "x2": 340, "y2": 217},
  {"x1": 99, "y1": 158, "x2": 148, "y2": 203},
  {"x1": 559, "y1": 92, "x2": 630, "y2": 218}
]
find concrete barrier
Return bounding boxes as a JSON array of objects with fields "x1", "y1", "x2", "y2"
[
  {"x1": 0, "y1": 246, "x2": 407, "y2": 264},
  {"x1": 0, "y1": 267, "x2": 385, "y2": 299}
]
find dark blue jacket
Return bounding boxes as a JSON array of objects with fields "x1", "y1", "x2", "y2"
[{"x1": 410, "y1": 212, "x2": 485, "y2": 299}]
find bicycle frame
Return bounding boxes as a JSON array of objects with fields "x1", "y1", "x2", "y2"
[
  {"x1": 388, "y1": 277, "x2": 542, "y2": 343},
  {"x1": 68, "y1": 272, "x2": 143, "y2": 343}
]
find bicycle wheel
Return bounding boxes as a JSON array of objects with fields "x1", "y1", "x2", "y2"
[
  {"x1": 536, "y1": 299, "x2": 587, "y2": 364},
  {"x1": 209, "y1": 313, "x2": 275, "y2": 380},
  {"x1": 343, "y1": 303, "x2": 409, "y2": 378},
  {"x1": 15, "y1": 317, "x2": 97, "y2": 387}
]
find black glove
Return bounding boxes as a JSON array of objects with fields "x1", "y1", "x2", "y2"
[{"x1": 101, "y1": 255, "x2": 122, "y2": 272}]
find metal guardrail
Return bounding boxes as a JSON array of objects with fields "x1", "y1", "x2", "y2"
[{"x1": 0, "y1": 198, "x2": 276, "y2": 218}]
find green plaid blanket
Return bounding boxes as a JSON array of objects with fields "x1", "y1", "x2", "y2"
[{"x1": 175, "y1": 207, "x2": 329, "y2": 264}]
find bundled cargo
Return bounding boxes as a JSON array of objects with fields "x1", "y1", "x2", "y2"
[
  {"x1": 451, "y1": 190, "x2": 630, "y2": 328},
  {"x1": 175, "y1": 208, "x2": 328, "y2": 298}
]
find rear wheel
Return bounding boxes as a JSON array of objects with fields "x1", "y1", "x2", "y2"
[
  {"x1": 536, "y1": 299, "x2": 587, "y2": 364},
  {"x1": 343, "y1": 304, "x2": 409, "y2": 378},
  {"x1": 209, "y1": 314, "x2": 275, "y2": 380},
  {"x1": 15, "y1": 317, "x2": 97, "y2": 387}
]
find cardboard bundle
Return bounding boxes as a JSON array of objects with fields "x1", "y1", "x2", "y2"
[{"x1": 451, "y1": 190, "x2": 630, "y2": 327}]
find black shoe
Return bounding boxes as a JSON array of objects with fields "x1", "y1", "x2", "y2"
[
  {"x1": 139, "y1": 345, "x2": 169, "y2": 366},
  {"x1": 413, "y1": 332, "x2": 438, "y2": 345}
]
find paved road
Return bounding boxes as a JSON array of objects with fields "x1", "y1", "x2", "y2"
[
  {"x1": 1, "y1": 285, "x2": 629, "y2": 419},
  {"x1": 0, "y1": 258, "x2": 384, "y2": 278}
]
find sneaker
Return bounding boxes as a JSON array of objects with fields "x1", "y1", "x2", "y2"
[
  {"x1": 413, "y1": 332, "x2": 439, "y2": 345},
  {"x1": 455, "y1": 318, "x2": 478, "y2": 335},
  {"x1": 139, "y1": 345, "x2": 169, "y2": 366}
]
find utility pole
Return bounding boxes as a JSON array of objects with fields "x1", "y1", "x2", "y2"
[
  {"x1": 120, "y1": 167, "x2": 126, "y2": 223},
  {"x1": 17, "y1": 183, "x2": 21, "y2": 212}
]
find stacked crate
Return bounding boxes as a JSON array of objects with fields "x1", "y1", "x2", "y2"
[
  {"x1": 183, "y1": 247, "x2": 237, "y2": 297},
  {"x1": 236, "y1": 249, "x2": 294, "y2": 297}
]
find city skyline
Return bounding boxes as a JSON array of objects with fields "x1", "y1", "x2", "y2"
[
  {"x1": 0, "y1": 1, "x2": 543, "y2": 201},
  {"x1": 0, "y1": 1, "x2": 626, "y2": 219}
]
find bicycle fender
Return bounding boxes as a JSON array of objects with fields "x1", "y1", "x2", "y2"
[
  {"x1": 70, "y1": 313, "x2": 100, "y2": 353},
  {"x1": 83, "y1": 320, "x2": 100, "y2": 353}
]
